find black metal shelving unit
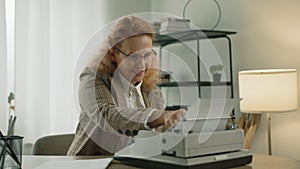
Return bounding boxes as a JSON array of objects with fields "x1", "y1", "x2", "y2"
[{"x1": 153, "y1": 29, "x2": 237, "y2": 98}]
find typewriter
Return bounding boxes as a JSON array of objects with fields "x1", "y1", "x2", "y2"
[{"x1": 114, "y1": 99, "x2": 252, "y2": 169}]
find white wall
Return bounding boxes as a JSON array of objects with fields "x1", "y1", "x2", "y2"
[
  {"x1": 0, "y1": 0, "x2": 8, "y2": 133},
  {"x1": 151, "y1": 0, "x2": 300, "y2": 160}
]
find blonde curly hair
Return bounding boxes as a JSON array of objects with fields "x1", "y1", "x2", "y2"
[{"x1": 89, "y1": 15, "x2": 159, "y2": 90}]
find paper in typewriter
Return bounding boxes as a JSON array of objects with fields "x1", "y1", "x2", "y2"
[{"x1": 172, "y1": 98, "x2": 240, "y2": 142}]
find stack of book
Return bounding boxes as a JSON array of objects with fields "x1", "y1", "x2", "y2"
[{"x1": 159, "y1": 18, "x2": 191, "y2": 35}]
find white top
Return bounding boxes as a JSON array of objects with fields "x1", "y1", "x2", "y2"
[{"x1": 118, "y1": 73, "x2": 154, "y2": 130}]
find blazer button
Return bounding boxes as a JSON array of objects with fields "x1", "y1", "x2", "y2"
[
  {"x1": 117, "y1": 129, "x2": 123, "y2": 134},
  {"x1": 125, "y1": 129, "x2": 131, "y2": 136},
  {"x1": 133, "y1": 130, "x2": 139, "y2": 136}
]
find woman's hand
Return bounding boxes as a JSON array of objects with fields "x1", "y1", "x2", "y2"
[{"x1": 147, "y1": 109, "x2": 186, "y2": 129}]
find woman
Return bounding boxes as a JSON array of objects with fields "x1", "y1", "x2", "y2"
[{"x1": 67, "y1": 15, "x2": 186, "y2": 155}]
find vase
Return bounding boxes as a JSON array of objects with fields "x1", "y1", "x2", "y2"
[{"x1": 213, "y1": 73, "x2": 221, "y2": 82}]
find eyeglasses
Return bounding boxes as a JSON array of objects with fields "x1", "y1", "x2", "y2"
[{"x1": 114, "y1": 47, "x2": 156, "y2": 62}]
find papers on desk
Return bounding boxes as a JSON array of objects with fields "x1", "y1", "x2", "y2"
[{"x1": 34, "y1": 158, "x2": 112, "y2": 169}]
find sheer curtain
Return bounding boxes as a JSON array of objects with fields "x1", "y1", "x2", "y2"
[
  {"x1": 14, "y1": 0, "x2": 106, "y2": 143},
  {"x1": 0, "y1": 0, "x2": 8, "y2": 132}
]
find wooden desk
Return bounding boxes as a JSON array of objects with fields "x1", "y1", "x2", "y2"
[
  {"x1": 233, "y1": 154, "x2": 300, "y2": 169},
  {"x1": 23, "y1": 154, "x2": 300, "y2": 169}
]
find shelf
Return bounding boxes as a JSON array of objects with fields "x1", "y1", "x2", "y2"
[
  {"x1": 158, "y1": 81, "x2": 232, "y2": 87},
  {"x1": 158, "y1": 81, "x2": 198, "y2": 87},
  {"x1": 156, "y1": 28, "x2": 236, "y2": 116},
  {"x1": 153, "y1": 29, "x2": 237, "y2": 47}
]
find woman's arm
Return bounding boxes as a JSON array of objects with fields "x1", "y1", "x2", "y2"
[{"x1": 79, "y1": 69, "x2": 154, "y2": 136}]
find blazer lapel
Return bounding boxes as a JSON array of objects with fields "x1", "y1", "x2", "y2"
[
  {"x1": 110, "y1": 73, "x2": 129, "y2": 108},
  {"x1": 141, "y1": 86, "x2": 151, "y2": 108}
]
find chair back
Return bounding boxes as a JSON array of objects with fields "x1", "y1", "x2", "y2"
[{"x1": 32, "y1": 133, "x2": 75, "y2": 155}]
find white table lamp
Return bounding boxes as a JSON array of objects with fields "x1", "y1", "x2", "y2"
[{"x1": 238, "y1": 69, "x2": 298, "y2": 155}]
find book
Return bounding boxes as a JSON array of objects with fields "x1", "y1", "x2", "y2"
[
  {"x1": 159, "y1": 17, "x2": 192, "y2": 35},
  {"x1": 159, "y1": 29, "x2": 192, "y2": 35},
  {"x1": 160, "y1": 17, "x2": 190, "y2": 23},
  {"x1": 159, "y1": 27, "x2": 191, "y2": 33},
  {"x1": 160, "y1": 21, "x2": 191, "y2": 29}
]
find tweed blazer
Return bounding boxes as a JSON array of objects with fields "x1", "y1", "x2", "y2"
[{"x1": 67, "y1": 67, "x2": 162, "y2": 155}]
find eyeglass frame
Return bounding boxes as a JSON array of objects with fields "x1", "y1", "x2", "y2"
[{"x1": 114, "y1": 47, "x2": 157, "y2": 58}]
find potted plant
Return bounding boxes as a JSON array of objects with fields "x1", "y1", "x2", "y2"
[{"x1": 210, "y1": 64, "x2": 224, "y2": 82}]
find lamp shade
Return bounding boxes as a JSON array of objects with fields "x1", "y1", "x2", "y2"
[{"x1": 239, "y1": 69, "x2": 298, "y2": 113}]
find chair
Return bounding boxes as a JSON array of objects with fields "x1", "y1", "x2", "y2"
[{"x1": 32, "y1": 133, "x2": 75, "y2": 155}]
